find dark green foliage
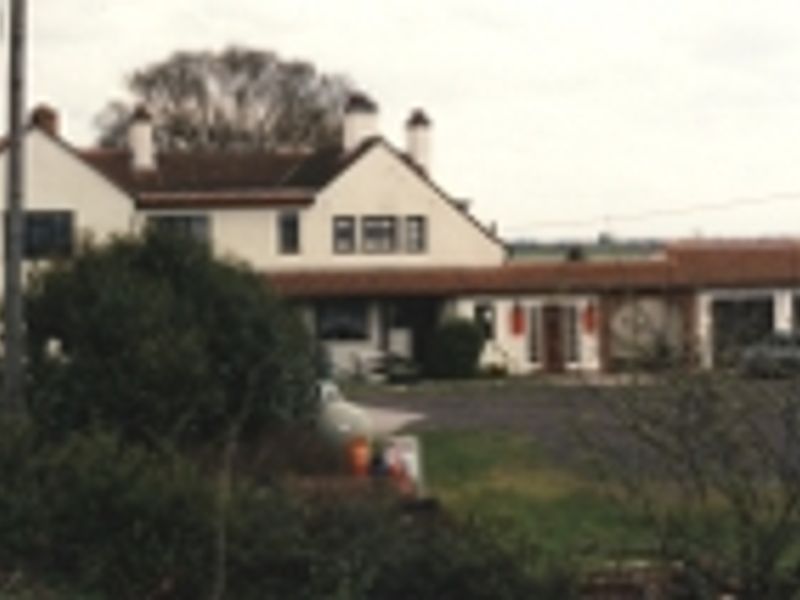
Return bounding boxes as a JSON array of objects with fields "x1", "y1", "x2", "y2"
[
  {"x1": 225, "y1": 485, "x2": 571, "y2": 599},
  {"x1": 423, "y1": 318, "x2": 485, "y2": 379},
  {"x1": 25, "y1": 231, "x2": 318, "y2": 447},
  {"x1": 0, "y1": 419, "x2": 573, "y2": 599},
  {"x1": 0, "y1": 422, "x2": 213, "y2": 599}
]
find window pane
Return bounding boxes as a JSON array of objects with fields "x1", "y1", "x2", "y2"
[
  {"x1": 148, "y1": 214, "x2": 210, "y2": 245},
  {"x1": 362, "y1": 216, "x2": 397, "y2": 253},
  {"x1": 406, "y1": 216, "x2": 427, "y2": 253},
  {"x1": 316, "y1": 300, "x2": 369, "y2": 340},
  {"x1": 23, "y1": 211, "x2": 74, "y2": 259},
  {"x1": 333, "y1": 216, "x2": 355, "y2": 253},
  {"x1": 279, "y1": 212, "x2": 300, "y2": 254}
]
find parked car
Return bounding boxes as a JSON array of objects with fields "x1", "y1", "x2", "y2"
[{"x1": 740, "y1": 332, "x2": 800, "y2": 378}]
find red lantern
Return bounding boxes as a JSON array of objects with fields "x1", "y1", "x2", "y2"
[{"x1": 510, "y1": 303, "x2": 525, "y2": 336}]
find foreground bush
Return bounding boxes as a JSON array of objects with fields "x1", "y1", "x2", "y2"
[
  {"x1": 0, "y1": 422, "x2": 214, "y2": 598},
  {"x1": 0, "y1": 420, "x2": 574, "y2": 599},
  {"x1": 25, "y1": 231, "x2": 318, "y2": 447}
]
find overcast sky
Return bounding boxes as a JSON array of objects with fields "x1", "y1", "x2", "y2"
[{"x1": 16, "y1": 0, "x2": 800, "y2": 240}]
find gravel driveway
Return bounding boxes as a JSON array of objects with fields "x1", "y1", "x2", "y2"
[
  {"x1": 347, "y1": 378, "x2": 626, "y2": 463},
  {"x1": 346, "y1": 376, "x2": 799, "y2": 467}
]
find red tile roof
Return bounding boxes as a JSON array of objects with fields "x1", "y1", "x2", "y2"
[
  {"x1": 266, "y1": 261, "x2": 679, "y2": 298},
  {"x1": 267, "y1": 241, "x2": 800, "y2": 298}
]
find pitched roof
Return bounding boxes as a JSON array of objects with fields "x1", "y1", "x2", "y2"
[
  {"x1": 667, "y1": 240, "x2": 800, "y2": 288},
  {"x1": 267, "y1": 240, "x2": 800, "y2": 298},
  {"x1": 80, "y1": 138, "x2": 505, "y2": 251},
  {"x1": 80, "y1": 145, "x2": 345, "y2": 193}
]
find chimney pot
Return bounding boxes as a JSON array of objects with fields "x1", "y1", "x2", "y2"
[
  {"x1": 30, "y1": 104, "x2": 59, "y2": 136},
  {"x1": 343, "y1": 92, "x2": 379, "y2": 152},
  {"x1": 406, "y1": 107, "x2": 432, "y2": 173},
  {"x1": 128, "y1": 104, "x2": 156, "y2": 172}
]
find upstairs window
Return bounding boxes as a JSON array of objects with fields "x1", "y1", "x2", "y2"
[
  {"x1": 333, "y1": 216, "x2": 356, "y2": 254},
  {"x1": 147, "y1": 214, "x2": 210, "y2": 245},
  {"x1": 23, "y1": 211, "x2": 74, "y2": 259},
  {"x1": 362, "y1": 216, "x2": 397, "y2": 253},
  {"x1": 278, "y1": 211, "x2": 300, "y2": 255},
  {"x1": 406, "y1": 216, "x2": 427, "y2": 253}
]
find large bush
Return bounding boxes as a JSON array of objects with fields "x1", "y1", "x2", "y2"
[
  {"x1": 0, "y1": 419, "x2": 573, "y2": 599},
  {"x1": 0, "y1": 422, "x2": 214, "y2": 598},
  {"x1": 423, "y1": 318, "x2": 485, "y2": 378},
  {"x1": 25, "y1": 231, "x2": 318, "y2": 447}
]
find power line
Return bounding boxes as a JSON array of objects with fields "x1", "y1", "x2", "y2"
[{"x1": 505, "y1": 191, "x2": 800, "y2": 232}]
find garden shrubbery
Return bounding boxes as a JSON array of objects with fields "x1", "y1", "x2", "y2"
[
  {"x1": 423, "y1": 318, "x2": 485, "y2": 378},
  {"x1": 25, "y1": 231, "x2": 318, "y2": 448},
  {"x1": 0, "y1": 420, "x2": 568, "y2": 598},
  {"x1": 0, "y1": 233, "x2": 574, "y2": 598}
]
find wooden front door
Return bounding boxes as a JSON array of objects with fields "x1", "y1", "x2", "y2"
[{"x1": 543, "y1": 305, "x2": 565, "y2": 373}]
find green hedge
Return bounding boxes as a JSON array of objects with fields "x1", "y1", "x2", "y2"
[{"x1": 423, "y1": 318, "x2": 485, "y2": 379}]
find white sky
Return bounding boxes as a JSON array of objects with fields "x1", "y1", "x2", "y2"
[{"x1": 15, "y1": 0, "x2": 800, "y2": 240}]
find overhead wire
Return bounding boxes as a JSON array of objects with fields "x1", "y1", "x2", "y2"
[{"x1": 504, "y1": 191, "x2": 800, "y2": 233}]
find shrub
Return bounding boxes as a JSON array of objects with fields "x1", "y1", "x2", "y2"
[
  {"x1": 0, "y1": 418, "x2": 575, "y2": 599},
  {"x1": 225, "y1": 484, "x2": 573, "y2": 599},
  {"x1": 0, "y1": 422, "x2": 214, "y2": 598},
  {"x1": 25, "y1": 231, "x2": 318, "y2": 447},
  {"x1": 423, "y1": 318, "x2": 485, "y2": 378}
]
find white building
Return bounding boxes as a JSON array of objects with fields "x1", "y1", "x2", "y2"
[{"x1": 4, "y1": 101, "x2": 800, "y2": 377}]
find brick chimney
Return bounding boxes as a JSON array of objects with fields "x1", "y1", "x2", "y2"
[
  {"x1": 406, "y1": 108, "x2": 431, "y2": 173},
  {"x1": 127, "y1": 104, "x2": 156, "y2": 172},
  {"x1": 343, "y1": 92, "x2": 379, "y2": 153},
  {"x1": 30, "y1": 104, "x2": 59, "y2": 137}
]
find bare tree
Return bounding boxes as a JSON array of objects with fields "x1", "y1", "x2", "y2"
[
  {"x1": 582, "y1": 309, "x2": 800, "y2": 599},
  {"x1": 94, "y1": 47, "x2": 355, "y2": 152}
]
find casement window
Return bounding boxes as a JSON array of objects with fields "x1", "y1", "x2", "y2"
[
  {"x1": 406, "y1": 215, "x2": 427, "y2": 253},
  {"x1": 362, "y1": 216, "x2": 398, "y2": 253},
  {"x1": 474, "y1": 302, "x2": 496, "y2": 340},
  {"x1": 333, "y1": 216, "x2": 356, "y2": 254},
  {"x1": 278, "y1": 211, "x2": 300, "y2": 255},
  {"x1": 147, "y1": 214, "x2": 210, "y2": 245},
  {"x1": 316, "y1": 300, "x2": 369, "y2": 341},
  {"x1": 22, "y1": 210, "x2": 74, "y2": 259}
]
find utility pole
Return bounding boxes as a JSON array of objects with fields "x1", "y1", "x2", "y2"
[{"x1": 4, "y1": 0, "x2": 27, "y2": 412}]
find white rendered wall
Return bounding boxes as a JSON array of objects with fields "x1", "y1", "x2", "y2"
[
  {"x1": 774, "y1": 290, "x2": 794, "y2": 333},
  {"x1": 450, "y1": 295, "x2": 601, "y2": 374},
  {"x1": 138, "y1": 144, "x2": 504, "y2": 271},
  {"x1": 0, "y1": 130, "x2": 136, "y2": 287}
]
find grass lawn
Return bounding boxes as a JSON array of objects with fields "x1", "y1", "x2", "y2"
[{"x1": 419, "y1": 429, "x2": 655, "y2": 564}]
